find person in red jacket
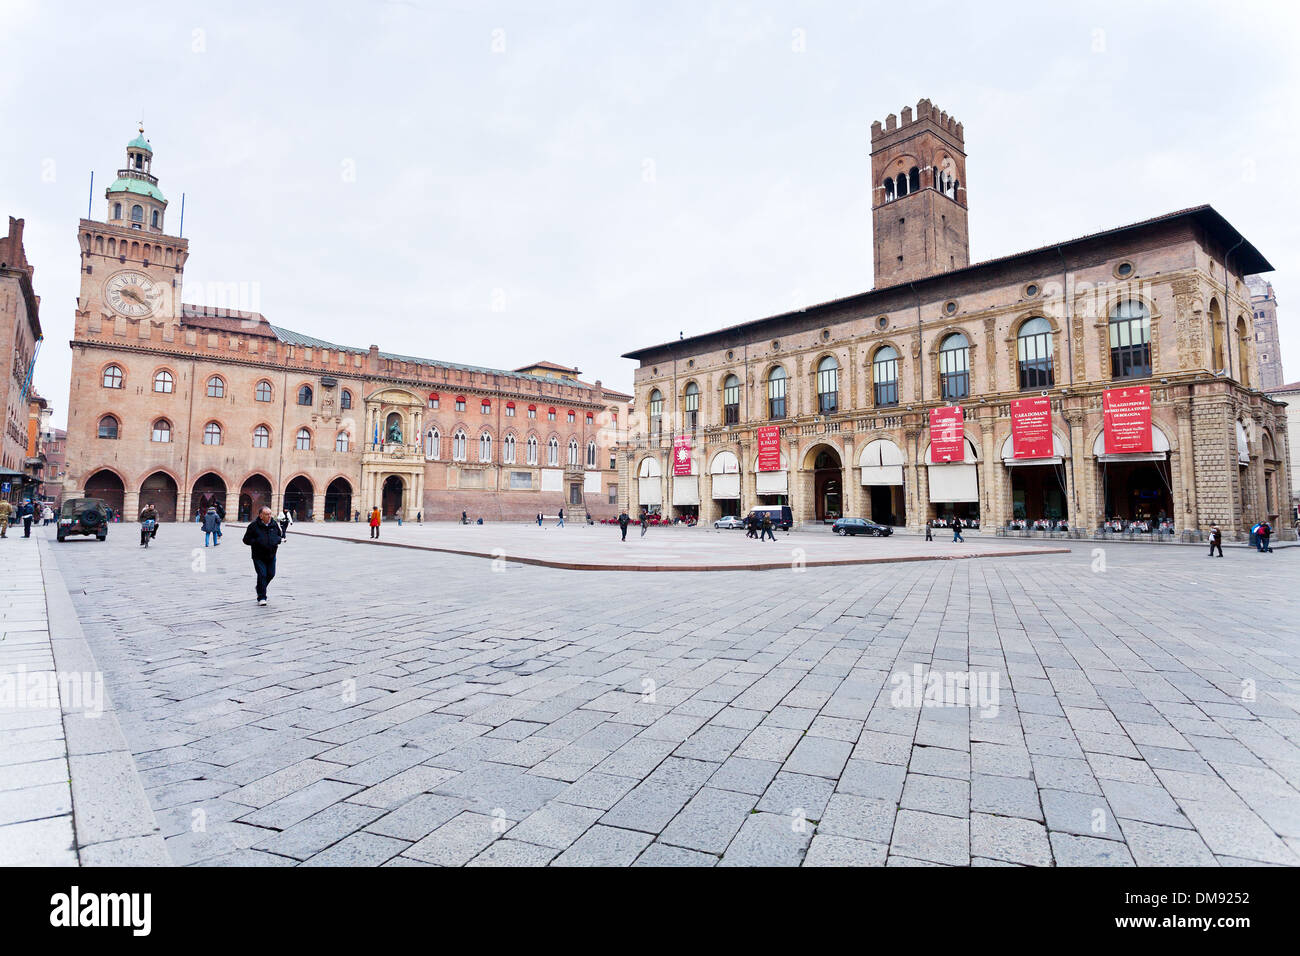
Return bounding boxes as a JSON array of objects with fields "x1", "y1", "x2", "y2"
[{"x1": 369, "y1": 506, "x2": 381, "y2": 539}]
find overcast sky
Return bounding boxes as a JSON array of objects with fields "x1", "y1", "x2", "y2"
[{"x1": 3, "y1": 0, "x2": 1297, "y2": 428}]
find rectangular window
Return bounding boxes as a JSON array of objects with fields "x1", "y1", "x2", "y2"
[
  {"x1": 510, "y1": 471, "x2": 532, "y2": 490},
  {"x1": 608, "y1": 484, "x2": 618, "y2": 504}
]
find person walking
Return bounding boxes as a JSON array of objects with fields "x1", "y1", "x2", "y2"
[
  {"x1": 201, "y1": 506, "x2": 222, "y2": 547},
  {"x1": 278, "y1": 507, "x2": 292, "y2": 538},
  {"x1": 42, "y1": 503, "x2": 53, "y2": 526},
  {"x1": 369, "y1": 506, "x2": 381, "y2": 539},
  {"x1": 1258, "y1": 520, "x2": 1273, "y2": 553},
  {"x1": 242, "y1": 506, "x2": 284, "y2": 607},
  {"x1": 137, "y1": 502, "x2": 158, "y2": 546},
  {"x1": 761, "y1": 513, "x2": 775, "y2": 542},
  {"x1": 556, "y1": 507, "x2": 565, "y2": 528},
  {"x1": 21, "y1": 500, "x2": 34, "y2": 538},
  {"x1": 639, "y1": 509, "x2": 649, "y2": 538},
  {"x1": 417, "y1": 511, "x2": 422, "y2": 524},
  {"x1": 0, "y1": 498, "x2": 11, "y2": 538},
  {"x1": 925, "y1": 519, "x2": 933, "y2": 542},
  {"x1": 952, "y1": 517, "x2": 964, "y2": 543},
  {"x1": 1208, "y1": 525, "x2": 1223, "y2": 558},
  {"x1": 618, "y1": 510, "x2": 630, "y2": 541}
]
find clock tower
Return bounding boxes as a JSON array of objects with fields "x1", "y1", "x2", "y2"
[{"x1": 76, "y1": 127, "x2": 188, "y2": 331}]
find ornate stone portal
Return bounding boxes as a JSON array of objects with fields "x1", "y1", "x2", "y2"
[{"x1": 360, "y1": 387, "x2": 425, "y2": 519}]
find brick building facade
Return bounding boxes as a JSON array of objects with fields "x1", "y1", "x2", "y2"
[
  {"x1": 0, "y1": 216, "x2": 43, "y2": 484},
  {"x1": 64, "y1": 131, "x2": 630, "y2": 524},
  {"x1": 622, "y1": 100, "x2": 1291, "y2": 537}
]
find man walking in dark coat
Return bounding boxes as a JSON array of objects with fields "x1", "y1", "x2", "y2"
[
  {"x1": 618, "y1": 510, "x2": 630, "y2": 541},
  {"x1": 243, "y1": 506, "x2": 284, "y2": 607},
  {"x1": 1208, "y1": 525, "x2": 1223, "y2": 557}
]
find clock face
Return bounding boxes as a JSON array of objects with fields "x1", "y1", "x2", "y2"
[{"x1": 105, "y1": 270, "x2": 161, "y2": 317}]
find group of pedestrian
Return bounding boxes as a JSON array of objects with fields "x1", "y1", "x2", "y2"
[
  {"x1": 744, "y1": 512, "x2": 776, "y2": 541},
  {"x1": 925, "y1": 518, "x2": 964, "y2": 542}
]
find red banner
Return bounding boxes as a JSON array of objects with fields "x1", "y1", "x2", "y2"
[
  {"x1": 1011, "y1": 398, "x2": 1053, "y2": 459},
  {"x1": 672, "y1": 434, "x2": 694, "y2": 475},
  {"x1": 929, "y1": 406, "x2": 965, "y2": 462},
  {"x1": 1103, "y1": 386, "x2": 1152, "y2": 454},
  {"x1": 756, "y1": 426, "x2": 781, "y2": 472}
]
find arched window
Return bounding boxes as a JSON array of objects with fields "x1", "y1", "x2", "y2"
[
  {"x1": 684, "y1": 382, "x2": 700, "y2": 430},
  {"x1": 1109, "y1": 300, "x2": 1151, "y2": 380},
  {"x1": 131, "y1": 204, "x2": 143, "y2": 223},
  {"x1": 255, "y1": 380, "x2": 273, "y2": 402},
  {"x1": 939, "y1": 333, "x2": 970, "y2": 399},
  {"x1": 567, "y1": 438, "x2": 579, "y2": 466},
  {"x1": 425, "y1": 428, "x2": 440, "y2": 459},
  {"x1": 883, "y1": 178, "x2": 895, "y2": 202},
  {"x1": 505, "y1": 401, "x2": 516, "y2": 418},
  {"x1": 873, "y1": 346, "x2": 899, "y2": 407},
  {"x1": 253, "y1": 425, "x2": 271, "y2": 448},
  {"x1": 567, "y1": 409, "x2": 575, "y2": 423},
  {"x1": 1235, "y1": 317, "x2": 1250, "y2": 385},
  {"x1": 206, "y1": 375, "x2": 225, "y2": 398},
  {"x1": 585, "y1": 411, "x2": 594, "y2": 424},
  {"x1": 816, "y1": 356, "x2": 839, "y2": 414},
  {"x1": 526, "y1": 435, "x2": 539, "y2": 465},
  {"x1": 896, "y1": 174, "x2": 909, "y2": 198},
  {"x1": 113, "y1": 202, "x2": 122, "y2": 220},
  {"x1": 428, "y1": 392, "x2": 440, "y2": 409},
  {"x1": 203, "y1": 422, "x2": 223, "y2": 445},
  {"x1": 768, "y1": 367, "x2": 787, "y2": 419},
  {"x1": 297, "y1": 385, "x2": 313, "y2": 406},
  {"x1": 455, "y1": 396, "x2": 467, "y2": 412},
  {"x1": 452, "y1": 430, "x2": 467, "y2": 461},
  {"x1": 102, "y1": 365, "x2": 124, "y2": 389},
  {"x1": 527, "y1": 404, "x2": 537, "y2": 419},
  {"x1": 587, "y1": 440, "x2": 598, "y2": 468},
  {"x1": 1017, "y1": 317, "x2": 1054, "y2": 389},
  {"x1": 341, "y1": 389, "x2": 352, "y2": 410},
  {"x1": 504, "y1": 434, "x2": 516, "y2": 463},
  {"x1": 908, "y1": 166, "x2": 920, "y2": 193},
  {"x1": 479, "y1": 431, "x2": 493, "y2": 462},
  {"x1": 151, "y1": 210, "x2": 160, "y2": 229},
  {"x1": 295, "y1": 428, "x2": 311, "y2": 450},
  {"x1": 97, "y1": 415, "x2": 119, "y2": 439},
  {"x1": 723, "y1": 374, "x2": 741, "y2": 425},
  {"x1": 151, "y1": 419, "x2": 171, "y2": 443},
  {"x1": 547, "y1": 436, "x2": 560, "y2": 466},
  {"x1": 482, "y1": 399, "x2": 492, "y2": 415},
  {"x1": 547, "y1": 406, "x2": 556, "y2": 421},
  {"x1": 153, "y1": 369, "x2": 174, "y2": 393},
  {"x1": 1210, "y1": 299, "x2": 1225, "y2": 372},
  {"x1": 335, "y1": 432, "x2": 350, "y2": 452},
  {"x1": 648, "y1": 389, "x2": 664, "y2": 436}
]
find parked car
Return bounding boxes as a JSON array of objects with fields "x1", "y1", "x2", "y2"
[
  {"x1": 57, "y1": 497, "x2": 111, "y2": 542},
  {"x1": 714, "y1": 515, "x2": 746, "y2": 529},
  {"x1": 832, "y1": 517, "x2": 893, "y2": 537}
]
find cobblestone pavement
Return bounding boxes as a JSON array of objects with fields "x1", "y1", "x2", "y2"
[{"x1": 46, "y1": 522, "x2": 1300, "y2": 866}]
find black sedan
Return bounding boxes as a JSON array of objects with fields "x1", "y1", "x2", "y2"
[{"x1": 831, "y1": 517, "x2": 893, "y2": 537}]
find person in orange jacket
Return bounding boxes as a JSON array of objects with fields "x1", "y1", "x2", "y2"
[{"x1": 369, "y1": 506, "x2": 381, "y2": 539}]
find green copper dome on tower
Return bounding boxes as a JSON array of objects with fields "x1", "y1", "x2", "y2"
[{"x1": 128, "y1": 130, "x2": 153, "y2": 154}]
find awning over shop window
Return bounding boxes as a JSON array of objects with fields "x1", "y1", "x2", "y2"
[
  {"x1": 672, "y1": 475, "x2": 700, "y2": 506},
  {"x1": 756, "y1": 471, "x2": 788, "y2": 495},
  {"x1": 1000, "y1": 432, "x2": 1069, "y2": 467},
  {"x1": 712, "y1": 474, "x2": 740, "y2": 499},
  {"x1": 639, "y1": 477, "x2": 662, "y2": 505},
  {"x1": 1091, "y1": 424, "x2": 1171, "y2": 462},
  {"x1": 860, "y1": 439, "x2": 904, "y2": 486},
  {"x1": 928, "y1": 463, "x2": 978, "y2": 502}
]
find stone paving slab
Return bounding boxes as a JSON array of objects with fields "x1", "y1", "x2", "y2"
[{"x1": 39, "y1": 522, "x2": 1300, "y2": 867}]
